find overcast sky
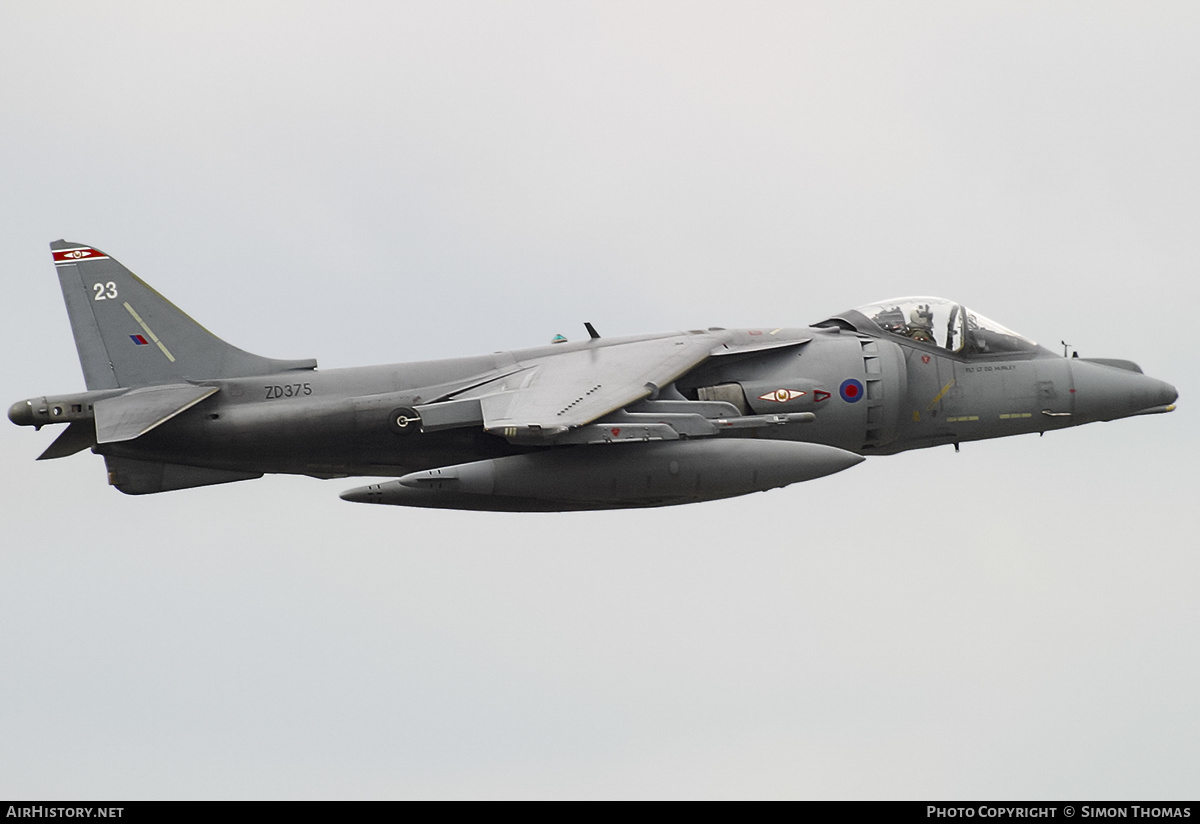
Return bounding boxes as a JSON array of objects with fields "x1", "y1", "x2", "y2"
[{"x1": 2, "y1": 1, "x2": 1196, "y2": 799}]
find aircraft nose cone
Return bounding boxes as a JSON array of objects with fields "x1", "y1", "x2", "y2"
[
  {"x1": 1131, "y1": 373, "x2": 1177, "y2": 412},
  {"x1": 1071, "y1": 360, "x2": 1178, "y2": 422},
  {"x1": 1159, "y1": 380, "x2": 1179, "y2": 408}
]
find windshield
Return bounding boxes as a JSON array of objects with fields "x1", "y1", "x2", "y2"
[{"x1": 854, "y1": 297, "x2": 1038, "y2": 355}]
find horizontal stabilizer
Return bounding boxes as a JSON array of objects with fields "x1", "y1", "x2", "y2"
[
  {"x1": 94, "y1": 384, "x2": 218, "y2": 444},
  {"x1": 37, "y1": 420, "x2": 97, "y2": 460}
]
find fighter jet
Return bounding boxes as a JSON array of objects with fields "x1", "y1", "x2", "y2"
[{"x1": 9, "y1": 241, "x2": 1178, "y2": 511}]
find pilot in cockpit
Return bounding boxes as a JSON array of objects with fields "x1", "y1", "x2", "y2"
[
  {"x1": 856, "y1": 297, "x2": 1039, "y2": 356},
  {"x1": 907, "y1": 304, "x2": 935, "y2": 343}
]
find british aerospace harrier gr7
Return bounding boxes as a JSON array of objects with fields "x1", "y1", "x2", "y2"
[{"x1": 9, "y1": 241, "x2": 1178, "y2": 511}]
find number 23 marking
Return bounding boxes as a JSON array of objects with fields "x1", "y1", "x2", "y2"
[{"x1": 93, "y1": 282, "x2": 118, "y2": 300}]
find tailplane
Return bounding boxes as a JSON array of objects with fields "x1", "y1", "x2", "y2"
[{"x1": 51, "y1": 240, "x2": 316, "y2": 389}]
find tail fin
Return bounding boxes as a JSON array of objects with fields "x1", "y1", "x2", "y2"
[{"x1": 51, "y1": 240, "x2": 316, "y2": 388}]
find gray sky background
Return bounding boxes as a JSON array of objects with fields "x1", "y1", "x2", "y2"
[{"x1": 2, "y1": 1, "x2": 1196, "y2": 799}]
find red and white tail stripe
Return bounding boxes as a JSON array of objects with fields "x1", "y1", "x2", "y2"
[{"x1": 53, "y1": 247, "x2": 109, "y2": 264}]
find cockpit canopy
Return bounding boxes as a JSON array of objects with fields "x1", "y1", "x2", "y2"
[{"x1": 842, "y1": 297, "x2": 1039, "y2": 356}]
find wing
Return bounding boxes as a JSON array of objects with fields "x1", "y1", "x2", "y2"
[
  {"x1": 415, "y1": 332, "x2": 722, "y2": 443},
  {"x1": 93, "y1": 383, "x2": 218, "y2": 443},
  {"x1": 412, "y1": 330, "x2": 814, "y2": 444}
]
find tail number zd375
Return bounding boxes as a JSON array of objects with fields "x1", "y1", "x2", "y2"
[{"x1": 265, "y1": 383, "x2": 313, "y2": 399}]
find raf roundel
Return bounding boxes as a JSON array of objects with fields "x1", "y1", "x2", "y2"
[{"x1": 839, "y1": 378, "x2": 864, "y2": 403}]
